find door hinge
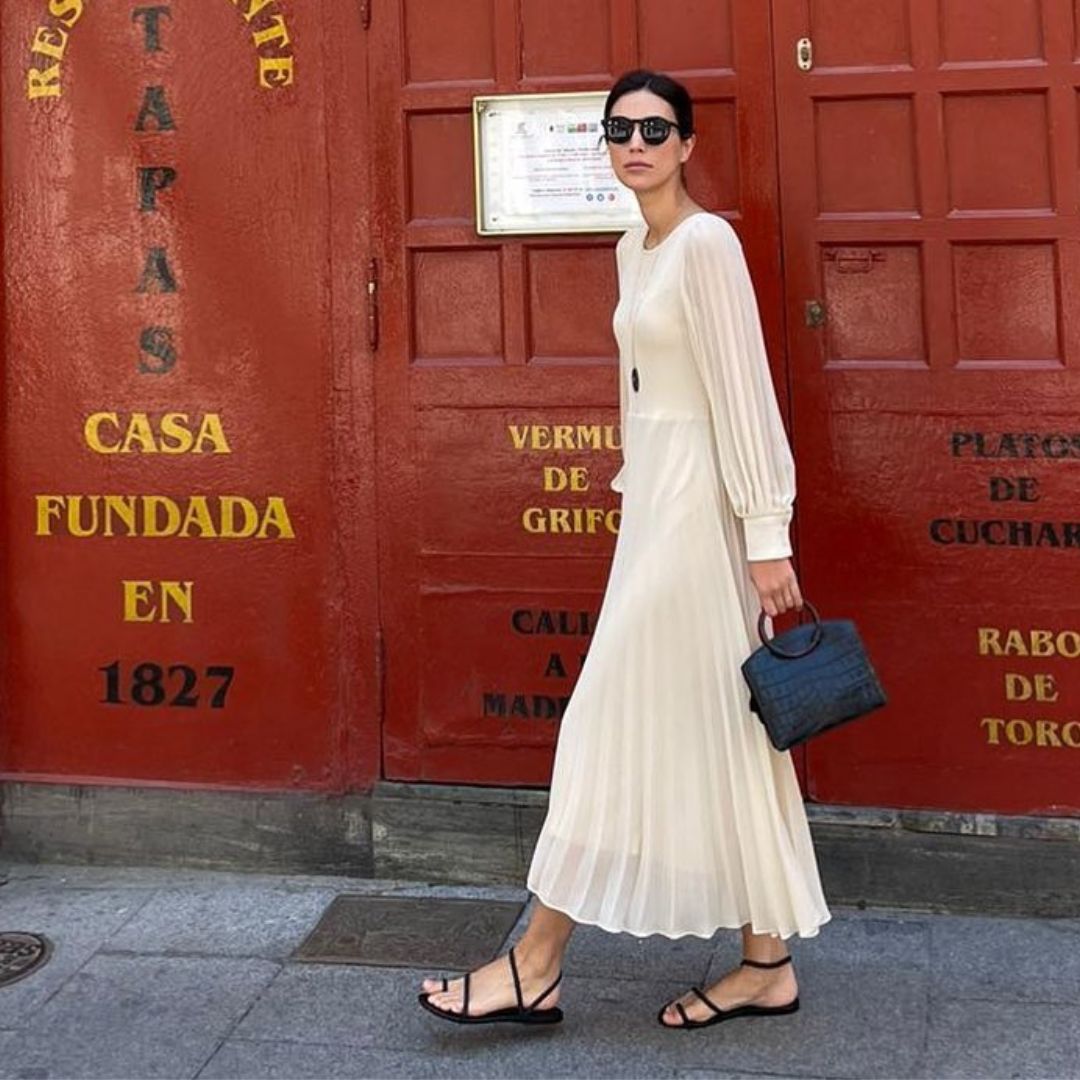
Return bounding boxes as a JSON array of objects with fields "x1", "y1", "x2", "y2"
[
  {"x1": 366, "y1": 257, "x2": 380, "y2": 351},
  {"x1": 796, "y1": 37, "x2": 813, "y2": 71},
  {"x1": 359, "y1": 0, "x2": 372, "y2": 30}
]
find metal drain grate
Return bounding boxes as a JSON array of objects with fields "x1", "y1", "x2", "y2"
[
  {"x1": 0, "y1": 932, "x2": 52, "y2": 988},
  {"x1": 293, "y1": 895, "x2": 525, "y2": 970}
]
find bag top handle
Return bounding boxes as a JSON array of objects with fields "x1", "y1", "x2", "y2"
[{"x1": 757, "y1": 600, "x2": 823, "y2": 659}]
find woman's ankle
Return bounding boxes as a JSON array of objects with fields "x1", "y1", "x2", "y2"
[
  {"x1": 740, "y1": 929, "x2": 789, "y2": 967},
  {"x1": 513, "y1": 935, "x2": 565, "y2": 972}
]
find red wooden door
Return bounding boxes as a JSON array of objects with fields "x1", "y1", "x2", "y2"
[
  {"x1": 372, "y1": 1, "x2": 788, "y2": 784},
  {"x1": 1, "y1": 2, "x2": 379, "y2": 791},
  {"x1": 774, "y1": 0, "x2": 1080, "y2": 814}
]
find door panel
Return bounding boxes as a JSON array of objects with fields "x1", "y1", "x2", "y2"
[
  {"x1": 374, "y1": 0, "x2": 789, "y2": 784},
  {"x1": 0, "y1": 1, "x2": 377, "y2": 790},
  {"x1": 775, "y1": 0, "x2": 1080, "y2": 814}
]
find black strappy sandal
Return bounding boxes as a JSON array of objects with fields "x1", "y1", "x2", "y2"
[
  {"x1": 657, "y1": 955, "x2": 800, "y2": 1030},
  {"x1": 418, "y1": 944, "x2": 564, "y2": 1026}
]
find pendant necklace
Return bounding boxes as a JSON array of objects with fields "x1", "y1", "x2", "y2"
[{"x1": 628, "y1": 240, "x2": 656, "y2": 395}]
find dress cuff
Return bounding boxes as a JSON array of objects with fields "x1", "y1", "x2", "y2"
[{"x1": 743, "y1": 511, "x2": 792, "y2": 562}]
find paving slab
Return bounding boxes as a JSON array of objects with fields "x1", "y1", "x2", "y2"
[
  {"x1": 294, "y1": 895, "x2": 524, "y2": 969},
  {"x1": 104, "y1": 884, "x2": 337, "y2": 960},
  {"x1": 560, "y1": 922, "x2": 716, "y2": 984},
  {"x1": 233, "y1": 963, "x2": 453, "y2": 1050},
  {"x1": 786, "y1": 912, "x2": 931, "y2": 973},
  {"x1": 923, "y1": 999, "x2": 1080, "y2": 1079},
  {"x1": 392, "y1": 970, "x2": 913, "y2": 1079},
  {"x1": 686, "y1": 961, "x2": 928, "y2": 1079},
  {"x1": 0, "y1": 886, "x2": 153, "y2": 1026},
  {"x1": 234, "y1": 962, "x2": 692, "y2": 1073},
  {"x1": 0, "y1": 864, "x2": 1075, "y2": 1080},
  {"x1": 411, "y1": 973, "x2": 696, "y2": 1077},
  {"x1": 930, "y1": 914, "x2": 1080, "y2": 1005},
  {"x1": 200, "y1": 1036, "x2": 675, "y2": 1079},
  {"x1": 0, "y1": 954, "x2": 279, "y2": 1080}
]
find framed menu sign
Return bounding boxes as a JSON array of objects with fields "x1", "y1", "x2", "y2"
[{"x1": 473, "y1": 91, "x2": 644, "y2": 236}]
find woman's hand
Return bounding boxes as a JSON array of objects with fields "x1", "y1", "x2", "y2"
[{"x1": 749, "y1": 558, "x2": 803, "y2": 618}]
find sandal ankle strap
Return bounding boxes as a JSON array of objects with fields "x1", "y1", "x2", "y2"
[
  {"x1": 507, "y1": 945, "x2": 525, "y2": 1011},
  {"x1": 741, "y1": 955, "x2": 793, "y2": 970}
]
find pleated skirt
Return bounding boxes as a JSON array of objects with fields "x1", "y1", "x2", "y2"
[{"x1": 525, "y1": 414, "x2": 831, "y2": 940}]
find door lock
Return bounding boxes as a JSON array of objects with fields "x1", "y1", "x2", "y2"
[
  {"x1": 805, "y1": 300, "x2": 826, "y2": 329},
  {"x1": 797, "y1": 37, "x2": 813, "y2": 72}
]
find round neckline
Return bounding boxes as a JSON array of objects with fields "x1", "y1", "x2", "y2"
[{"x1": 640, "y1": 211, "x2": 709, "y2": 253}]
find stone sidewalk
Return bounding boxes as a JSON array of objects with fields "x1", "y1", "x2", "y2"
[{"x1": 0, "y1": 861, "x2": 1077, "y2": 1080}]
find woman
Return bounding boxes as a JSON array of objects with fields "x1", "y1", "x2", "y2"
[{"x1": 419, "y1": 69, "x2": 830, "y2": 1030}]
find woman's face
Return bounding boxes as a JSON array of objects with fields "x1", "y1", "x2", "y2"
[{"x1": 605, "y1": 88, "x2": 695, "y2": 194}]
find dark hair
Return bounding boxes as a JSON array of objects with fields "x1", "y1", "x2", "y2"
[{"x1": 604, "y1": 69, "x2": 694, "y2": 138}]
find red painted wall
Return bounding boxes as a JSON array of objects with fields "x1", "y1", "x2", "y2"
[
  {"x1": 1, "y1": 0, "x2": 378, "y2": 791},
  {"x1": 3, "y1": 1, "x2": 1078, "y2": 820}
]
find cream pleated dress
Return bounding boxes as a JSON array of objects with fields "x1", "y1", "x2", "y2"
[{"x1": 526, "y1": 212, "x2": 831, "y2": 941}]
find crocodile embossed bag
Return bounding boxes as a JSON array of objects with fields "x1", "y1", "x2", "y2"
[{"x1": 741, "y1": 602, "x2": 887, "y2": 751}]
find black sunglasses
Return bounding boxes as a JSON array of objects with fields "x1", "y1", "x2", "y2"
[{"x1": 602, "y1": 115, "x2": 678, "y2": 146}]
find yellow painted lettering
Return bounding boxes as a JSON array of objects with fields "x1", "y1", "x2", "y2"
[
  {"x1": 27, "y1": 64, "x2": 61, "y2": 99},
  {"x1": 576, "y1": 424, "x2": 601, "y2": 450},
  {"x1": 123, "y1": 580, "x2": 157, "y2": 622},
  {"x1": 1002, "y1": 629, "x2": 1028, "y2": 657},
  {"x1": 1062, "y1": 722, "x2": 1080, "y2": 749},
  {"x1": 121, "y1": 414, "x2": 157, "y2": 454},
  {"x1": 232, "y1": 0, "x2": 275, "y2": 21},
  {"x1": 31, "y1": 25, "x2": 68, "y2": 61},
  {"x1": 220, "y1": 496, "x2": 259, "y2": 538},
  {"x1": 522, "y1": 507, "x2": 545, "y2": 533},
  {"x1": 255, "y1": 497, "x2": 295, "y2": 539},
  {"x1": 67, "y1": 495, "x2": 99, "y2": 537},
  {"x1": 568, "y1": 466, "x2": 589, "y2": 492},
  {"x1": 1034, "y1": 674, "x2": 1059, "y2": 703},
  {"x1": 159, "y1": 413, "x2": 194, "y2": 454},
  {"x1": 143, "y1": 495, "x2": 180, "y2": 537},
  {"x1": 1005, "y1": 719, "x2": 1033, "y2": 746},
  {"x1": 102, "y1": 495, "x2": 137, "y2": 537},
  {"x1": 193, "y1": 413, "x2": 230, "y2": 454},
  {"x1": 977, "y1": 627, "x2": 1002, "y2": 656},
  {"x1": 1004, "y1": 673, "x2": 1032, "y2": 702},
  {"x1": 1029, "y1": 629, "x2": 1055, "y2": 657},
  {"x1": 159, "y1": 581, "x2": 194, "y2": 623},
  {"x1": 47, "y1": 0, "x2": 83, "y2": 28},
  {"x1": 35, "y1": 495, "x2": 65, "y2": 535},
  {"x1": 258, "y1": 56, "x2": 294, "y2": 88},
  {"x1": 178, "y1": 496, "x2": 217, "y2": 538},
  {"x1": 1035, "y1": 720, "x2": 1062, "y2": 748},
  {"x1": 543, "y1": 467, "x2": 568, "y2": 493},
  {"x1": 1056, "y1": 631, "x2": 1080, "y2": 659},
  {"x1": 252, "y1": 14, "x2": 290, "y2": 49},
  {"x1": 508, "y1": 425, "x2": 528, "y2": 451},
  {"x1": 85, "y1": 413, "x2": 120, "y2": 453},
  {"x1": 980, "y1": 717, "x2": 1005, "y2": 745}
]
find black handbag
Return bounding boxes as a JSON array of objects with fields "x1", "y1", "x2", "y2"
[{"x1": 741, "y1": 601, "x2": 886, "y2": 751}]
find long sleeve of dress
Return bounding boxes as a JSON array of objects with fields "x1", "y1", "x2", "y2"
[{"x1": 680, "y1": 218, "x2": 796, "y2": 562}]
